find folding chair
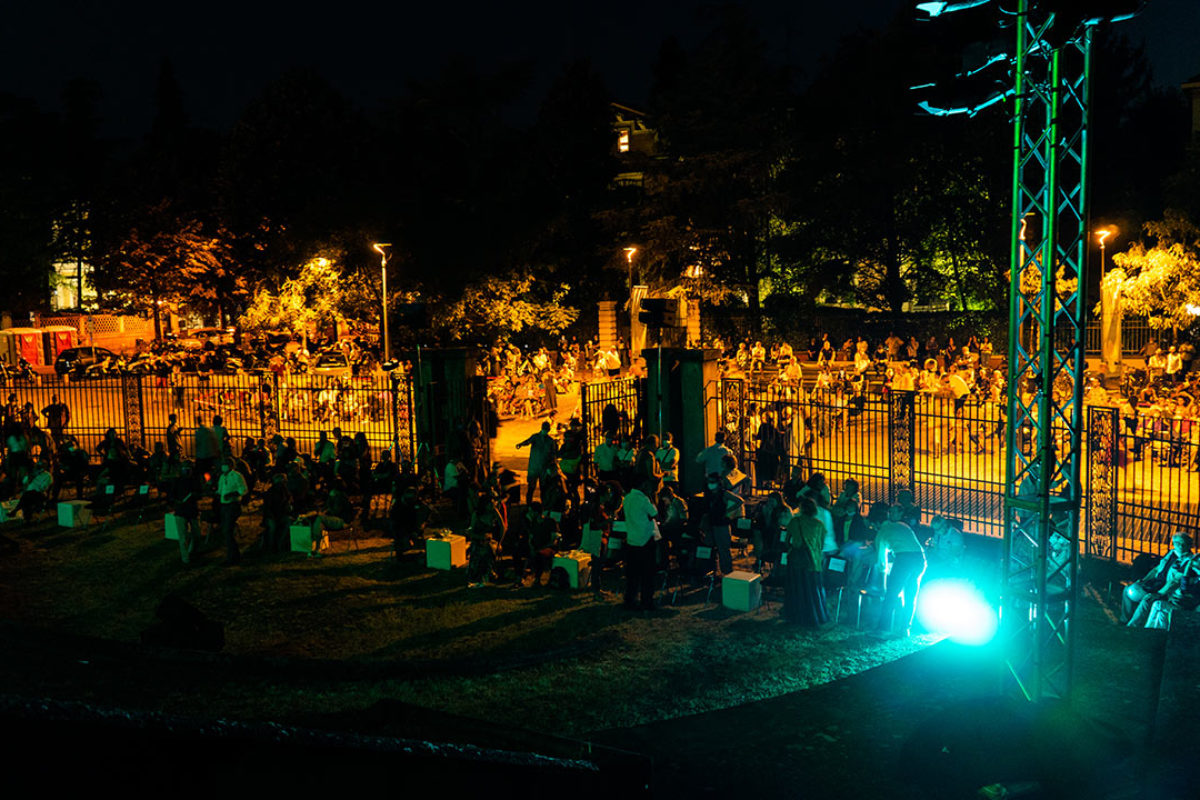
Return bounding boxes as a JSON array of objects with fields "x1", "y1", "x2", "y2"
[{"x1": 824, "y1": 555, "x2": 849, "y2": 622}]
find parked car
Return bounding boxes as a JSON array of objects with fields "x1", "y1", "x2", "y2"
[
  {"x1": 310, "y1": 349, "x2": 352, "y2": 378},
  {"x1": 54, "y1": 346, "x2": 118, "y2": 377},
  {"x1": 176, "y1": 327, "x2": 235, "y2": 349}
]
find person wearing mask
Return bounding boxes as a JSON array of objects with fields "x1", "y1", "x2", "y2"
[
  {"x1": 217, "y1": 459, "x2": 249, "y2": 565},
  {"x1": 784, "y1": 495, "x2": 829, "y2": 627},
  {"x1": 874, "y1": 504, "x2": 927, "y2": 637},
  {"x1": 622, "y1": 477, "x2": 661, "y2": 611},
  {"x1": 702, "y1": 472, "x2": 743, "y2": 575}
]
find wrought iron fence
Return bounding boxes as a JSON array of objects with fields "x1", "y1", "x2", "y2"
[
  {"x1": 3, "y1": 371, "x2": 416, "y2": 466},
  {"x1": 1086, "y1": 405, "x2": 1200, "y2": 563},
  {"x1": 579, "y1": 376, "x2": 643, "y2": 478}
]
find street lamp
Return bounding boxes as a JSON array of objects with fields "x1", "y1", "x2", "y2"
[
  {"x1": 1095, "y1": 227, "x2": 1115, "y2": 282},
  {"x1": 373, "y1": 243, "x2": 391, "y2": 364},
  {"x1": 624, "y1": 246, "x2": 638, "y2": 289}
]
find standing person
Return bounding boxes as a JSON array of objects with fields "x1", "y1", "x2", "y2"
[
  {"x1": 169, "y1": 462, "x2": 204, "y2": 564},
  {"x1": 622, "y1": 477, "x2": 661, "y2": 611},
  {"x1": 217, "y1": 459, "x2": 248, "y2": 565},
  {"x1": 702, "y1": 472, "x2": 743, "y2": 575},
  {"x1": 874, "y1": 504, "x2": 927, "y2": 637},
  {"x1": 755, "y1": 412, "x2": 782, "y2": 489},
  {"x1": 211, "y1": 414, "x2": 231, "y2": 458},
  {"x1": 41, "y1": 395, "x2": 70, "y2": 443},
  {"x1": 165, "y1": 413, "x2": 183, "y2": 459},
  {"x1": 696, "y1": 431, "x2": 734, "y2": 481},
  {"x1": 783, "y1": 495, "x2": 829, "y2": 627},
  {"x1": 193, "y1": 415, "x2": 219, "y2": 480},
  {"x1": 655, "y1": 432, "x2": 680, "y2": 491},
  {"x1": 516, "y1": 421, "x2": 557, "y2": 504}
]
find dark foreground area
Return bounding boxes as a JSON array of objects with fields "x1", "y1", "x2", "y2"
[{"x1": 0, "y1": 594, "x2": 1194, "y2": 799}]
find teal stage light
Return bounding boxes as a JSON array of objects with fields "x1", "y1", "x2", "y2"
[{"x1": 916, "y1": 579, "x2": 999, "y2": 646}]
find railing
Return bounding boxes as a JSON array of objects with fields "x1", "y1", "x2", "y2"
[{"x1": 5, "y1": 371, "x2": 416, "y2": 466}]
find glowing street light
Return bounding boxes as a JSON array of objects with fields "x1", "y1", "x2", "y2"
[
  {"x1": 373, "y1": 243, "x2": 392, "y2": 363},
  {"x1": 624, "y1": 246, "x2": 638, "y2": 289},
  {"x1": 1095, "y1": 227, "x2": 1116, "y2": 282}
]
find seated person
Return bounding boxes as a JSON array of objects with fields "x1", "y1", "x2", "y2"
[
  {"x1": 751, "y1": 491, "x2": 793, "y2": 570},
  {"x1": 388, "y1": 483, "x2": 429, "y2": 560},
  {"x1": 12, "y1": 458, "x2": 53, "y2": 521},
  {"x1": 518, "y1": 502, "x2": 560, "y2": 585},
  {"x1": 656, "y1": 484, "x2": 689, "y2": 550},
  {"x1": 259, "y1": 473, "x2": 293, "y2": 553},
  {"x1": 1126, "y1": 532, "x2": 1199, "y2": 626},
  {"x1": 925, "y1": 515, "x2": 966, "y2": 575}
]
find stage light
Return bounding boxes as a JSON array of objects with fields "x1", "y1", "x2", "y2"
[{"x1": 916, "y1": 579, "x2": 999, "y2": 646}]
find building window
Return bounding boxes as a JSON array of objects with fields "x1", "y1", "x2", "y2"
[{"x1": 618, "y1": 129, "x2": 630, "y2": 153}]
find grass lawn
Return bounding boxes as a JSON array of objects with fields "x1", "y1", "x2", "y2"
[{"x1": 0, "y1": 499, "x2": 934, "y2": 739}]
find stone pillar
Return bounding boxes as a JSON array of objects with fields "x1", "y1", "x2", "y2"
[
  {"x1": 644, "y1": 348, "x2": 721, "y2": 496},
  {"x1": 597, "y1": 301, "x2": 617, "y2": 351}
]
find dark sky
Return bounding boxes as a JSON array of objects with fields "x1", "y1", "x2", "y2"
[{"x1": 3, "y1": 0, "x2": 1197, "y2": 138}]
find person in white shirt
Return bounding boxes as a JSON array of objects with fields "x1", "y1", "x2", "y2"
[
  {"x1": 217, "y1": 460, "x2": 249, "y2": 565},
  {"x1": 873, "y1": 503, "x2": 926, "y2": 636},
  {"x1": 622, "y1": 479, "x2": 661, "y2": 611}
]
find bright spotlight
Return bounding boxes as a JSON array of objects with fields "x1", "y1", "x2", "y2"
[{"x1": 916, "y1": 579, "x2": 998, "y2": 646}]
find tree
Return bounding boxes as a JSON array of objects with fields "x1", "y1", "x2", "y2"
[
  {"x1": 93, "y1": 204, "x2": 241, "y2": 338},
  {"x1": 1112, "y1": 211, "x2": 1200, "y2": 340},
  {"x1": 429, "y1": 274, "x2": 578, "y2": 345},
  {"x1": 239, "y1": 254, "x2": 375, "y2": 345},
  {"x1": 604, "y1": 9, "x2": 795, "y2": 329}
]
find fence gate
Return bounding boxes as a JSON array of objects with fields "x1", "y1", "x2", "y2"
[
  {"x1": 580, "y1": 377, "x2": 643, "y2": 477},
  {"x1": 909, "y1": 393, "x2": 1008, "y2": 539}
]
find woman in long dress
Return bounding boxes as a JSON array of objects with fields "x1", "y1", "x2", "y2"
[{"x1": 783, "y1": 495, "x2": 829, "y2": 627}]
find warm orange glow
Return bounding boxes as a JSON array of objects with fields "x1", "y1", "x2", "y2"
[
  {"x1": 624, "y1": 246, "x2": 637, "y2": 264},
  {"x1": 1095, "y1": 228, "x2": 1115, "y2": 247},
  {"x1": 618, "y1": 130, "x2": 630, "y2": 152}
]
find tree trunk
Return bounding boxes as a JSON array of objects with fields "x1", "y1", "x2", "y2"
[{"x1": 152, "y1": 294, "x2": 162, "y2": 341}]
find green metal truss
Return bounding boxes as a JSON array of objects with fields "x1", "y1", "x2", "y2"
[{"x1": 1001, "y1": 1, "x2": 1093, "y2": 702}]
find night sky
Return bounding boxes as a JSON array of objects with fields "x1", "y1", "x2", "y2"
[{"x1": 3, "y1": 0, "x2": 1198, "y2": 138}]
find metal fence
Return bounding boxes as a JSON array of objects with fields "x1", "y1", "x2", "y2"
[
  {"x1": 1086, "y1": 405, "x2": 1200, "y2": 563},
  {"x1": 580, "y1": 377, "x2": 644, "y2": 478},
  {"x1": 5, "y1": 371, "x2": 416, "y2": 465},
  {"x1": 1081, "y1": 315, "x2": 1155, "y2": 355}
]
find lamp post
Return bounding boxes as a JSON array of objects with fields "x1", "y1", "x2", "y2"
[
  {"x1": 373, "y1": 243, "x2": 391, "y2": 364},
  {"x1": 1096, "y1": 228, "x2": 1113, "y2": 282},
  {"x1": 624, "y1": 246, "x2": 638, "y2": 289}
]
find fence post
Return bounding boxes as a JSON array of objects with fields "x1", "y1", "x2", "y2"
[
  {"x1": 580, "y1": 382, "x2": 593, "y2": 478},
  {"x1": 389, "y1": 372, "x2": 402, "y2": 457},
  {"x1": 121, "y1": 373, "x2": 146, "y2": 450},
  {"x1": 1084, "y1": 405, "x2": 1120, "y2": 561},
  {"x1": 887, "y1": 390, "x2": 916, "y2": 505},
  {"x1": 259, "y1": 373, "x2": 279, "y2": 442}
]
